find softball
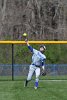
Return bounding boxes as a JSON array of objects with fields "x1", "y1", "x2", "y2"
[{"x1": 23, "y1": 33, "x2": 27, "y2": 37}]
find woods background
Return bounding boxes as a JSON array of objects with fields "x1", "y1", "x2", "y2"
[{"x1": 0, "y1": 0, "x2": 67, "y2": 40}]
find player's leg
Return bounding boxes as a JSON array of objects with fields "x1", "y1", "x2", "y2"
[
  {"x1": 34, "y1": 67, "x2": 40, "y2": 89},
  {"x1": 24, "y1": 65, "x2": 35, "y2": 87}
]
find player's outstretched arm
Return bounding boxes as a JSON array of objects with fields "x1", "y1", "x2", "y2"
[
  {"x1": 42, "y1": 60, "x2": 45, "y2": 70},
  {"x1": 25, "y1": 39, "x2": 33, "y2": 52},
  {"x1": 41, "y1": 59, "x2": 46, "y2": 76}
]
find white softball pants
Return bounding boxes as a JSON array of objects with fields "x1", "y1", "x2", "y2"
[{"x1": 27, "y1": 64, "x2": 40, "y2": 82}]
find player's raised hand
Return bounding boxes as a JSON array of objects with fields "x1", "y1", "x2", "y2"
[
  {"x1": 25, "y1": 39, "x2": 30, "y2": 46},
  {"x1": 25, "y1": 39, "x2": 28, "y2": 43}
]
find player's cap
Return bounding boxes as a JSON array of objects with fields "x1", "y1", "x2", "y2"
[{"x1": 40, "y1": 45, "x2": 46, "y2": 50}]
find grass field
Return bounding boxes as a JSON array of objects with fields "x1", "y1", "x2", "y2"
[
  {"x1": 0, "y1": 80, "x2": 67, "y2": 100},
  {"x1": 0, "y1": 75, "x2": 67, "y2": 80}
]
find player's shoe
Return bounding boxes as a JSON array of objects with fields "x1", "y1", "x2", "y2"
[
  {"x1": 34, "y1": 81, "x2": 38, "y2": 89},
  {"x1": 24, "y1": 80, "x2": 28, "y2": 87},
  {"x1": 24, "y1": 82, "x2": 27, "y2": 87},
  {"x1": 34, "y1": 86, "x2": 38, "y2": 90}
]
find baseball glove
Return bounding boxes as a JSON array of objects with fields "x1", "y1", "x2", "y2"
[{"x1": 41, "y1": 70, "x2": 47, "y2": 76}]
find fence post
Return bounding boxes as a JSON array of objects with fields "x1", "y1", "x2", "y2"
[{"x1": 12, "y1": 44, "x2": 14, "y2": 81}]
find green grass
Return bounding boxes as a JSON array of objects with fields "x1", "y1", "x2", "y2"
[
  {"x1": 14, "y1": 75, "x2": 67, "y2": 80},
  {"x1": 0, "y1": 80, "x2": 67, "y2": 100},
  {"x1": 0, "y1": 75, "x2": 67, "y2": 81},
  {"x1": 0, "y1": 76, "x2": 12, "y2": 81}
]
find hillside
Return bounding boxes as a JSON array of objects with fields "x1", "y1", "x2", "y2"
[{"x1": 0, "y1": 0, "x2": 67, "y2": 40}]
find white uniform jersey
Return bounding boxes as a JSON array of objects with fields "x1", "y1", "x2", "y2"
[{"x1": 31, "y1": 49, "x2": 46, "y2": 67}]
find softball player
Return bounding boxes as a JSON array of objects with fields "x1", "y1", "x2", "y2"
[{"x1": 24, "y1": 39, "x2": 46, "y2": 89}]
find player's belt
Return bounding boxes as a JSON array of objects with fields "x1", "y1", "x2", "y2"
[{"x1": 32, "y1": 64, "x2": 40, "y2": 67}]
